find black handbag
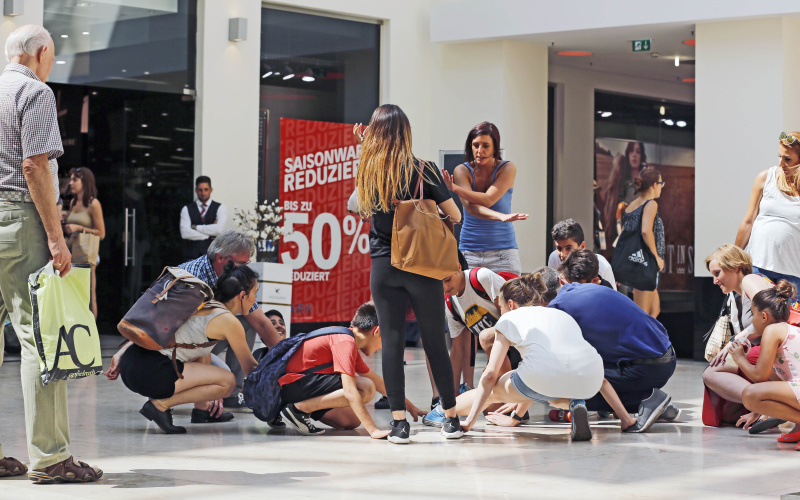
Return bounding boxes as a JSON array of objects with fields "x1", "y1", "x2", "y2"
[{"x1": 611, "y1": 201, "x2": 659, "y2": 291}]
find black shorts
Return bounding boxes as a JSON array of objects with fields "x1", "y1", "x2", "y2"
[
  {"x1": 120, "y1": 344, "x2": 185, "y2": 400},
  {"x1": 279, "y1": 373, "x2": 343, "y2": 421}
]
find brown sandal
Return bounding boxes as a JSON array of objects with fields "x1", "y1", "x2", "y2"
[
  {"x1": 28, "y1": 456, "x2": 102, "y2": 484},
  {"x1": 0, "y1": 456, "x2": 27, "y2": 477}
]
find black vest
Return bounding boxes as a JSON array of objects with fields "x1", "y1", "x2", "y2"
[{"x1": 183, "y1": 200, "x2": 221, "y2": 260}]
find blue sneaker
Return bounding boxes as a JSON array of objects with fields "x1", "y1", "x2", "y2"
[
  {"x1": 423, "y1": 404, "x2": 446, "y2": 428},
  {"x1": 459, "y1": 383, "x2": 472, "y2": 394},
  {"x1": 569, "y1": 399, "x2": 592, "y2": 441}
]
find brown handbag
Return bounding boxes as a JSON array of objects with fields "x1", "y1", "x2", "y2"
[
  {"x1": 118, "y1": 267, "x2": 219, "y2": 377},
  {"x1": 391, "y1": 162, "x2": 459, "y2": 280}
]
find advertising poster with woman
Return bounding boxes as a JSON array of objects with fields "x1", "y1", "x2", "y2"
[{"x1": 595, "y1": 138, "x2": 695, "y2": 291}]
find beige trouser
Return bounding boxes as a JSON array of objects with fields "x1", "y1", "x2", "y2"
[{"x1": 0, "y1": 200, "x2": 70, "y2": 469}]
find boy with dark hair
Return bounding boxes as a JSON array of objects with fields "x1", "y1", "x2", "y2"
[
  {"x1": 559, "y1": 250, "x2": 614, "y2": 289},
  {"x1": 548, "y1": 256, "x2": 679, "y2": 432},
  {"x1": 265, "y1": 309, "x2": 286, "y2": 339},
  {"x1": 279, "y1": 302, "x2": 426, "y2": 440},
  {"x1": 548, "y1": 219, "x2": 616, "y2": 289}
]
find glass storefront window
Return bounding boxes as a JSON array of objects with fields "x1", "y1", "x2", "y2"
[
  {"x1": 44, "y1": 0, "x2": 196, "y2": 94},
  {"x1": 259, "y1": 7, "x2": 380, "y2": 201}
]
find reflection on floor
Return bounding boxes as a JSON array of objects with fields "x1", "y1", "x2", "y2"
[{"x1": 1, "y1": 337, "x2": 799, "y2": 499}]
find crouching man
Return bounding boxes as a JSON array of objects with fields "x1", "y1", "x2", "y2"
[{"x1": 278, "y1": 302, "x2": 426, "y2": 439}]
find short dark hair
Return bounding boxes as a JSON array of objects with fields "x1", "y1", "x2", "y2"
[
  {"x1": 551, "y1": 219, "x2": 584, "y2": 244},
  {"x1": 559, "y1": 249, "x2": 599, "y2": 283},
  {"x1": 265, "y1": 310, "x2": 283, "y2": 320},
  {"x1": 464, "y1": 122, "x2": 502, "y2": 163},
  {"x1": 532, "y1": 266, "x2": 560, "y2": 304},
  {"x1": 196, "y1": 175, "x2": 212, "y2": 187},
  {"x1": 351, "y1": 302, "x2": 378, "y2": 331}
]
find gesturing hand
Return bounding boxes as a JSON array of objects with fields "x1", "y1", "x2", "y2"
[
  {"x1": 500, "y1": 213, "x2": 529, "y2": 223},
  {"x1": 442, "y1": 170, "x2": 455, "y2": 192}
]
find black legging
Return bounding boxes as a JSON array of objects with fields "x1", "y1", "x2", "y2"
[{"x1": 370, "y1": 256, "x2": 456, "y2": 412}]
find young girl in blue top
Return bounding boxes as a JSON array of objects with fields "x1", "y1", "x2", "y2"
[{"x1": 443, "y1": 122, "x2": 528, "y2": 274}]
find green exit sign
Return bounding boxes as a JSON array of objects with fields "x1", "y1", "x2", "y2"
[{"x1": 632, "y1": 39, "x2": 652, "y2": 52}]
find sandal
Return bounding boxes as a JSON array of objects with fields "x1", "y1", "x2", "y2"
[
  {"x1": 779, "y1": 431, "x2": 800, "y2": 443},
  {"x1": 28, "y1": 456, "x2": 103, "y2": 484},
  {"x1": 0, "y1": 457, "x2": 27, "y2": 477}
]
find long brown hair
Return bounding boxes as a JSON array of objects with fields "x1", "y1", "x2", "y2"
[
  {"x1": 500, "y1": 272, "x2": 548, "y2": 307},
  {"x1": 69, "y1": 167, "x2": 97, "y2": 208},
  {"x1": 356, "y1": 104, "x2": 438, "y2": 215},
  {"x1": 778, "y1": 131, "x2": 800, "y2": 195}
]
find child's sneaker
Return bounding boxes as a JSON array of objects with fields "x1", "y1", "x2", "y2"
[
  {"x1": 280, "y1": 404, "x2": 324, "y2": 436},
  {"x1": 423, "y1": 404, "x2": 446, "y2": 428},
  {"x1": 388, "y1": 419, "x2": 410, "y2": 444},
  {"x1": 569, "y1": 400, "x2": 592, "y2": 441},
  {"x1": 548, "y1": 409, "x2": 572, "y2": 422},
  {"x1": 441, "y1": 416, "x2": 463, "y2": 439}
]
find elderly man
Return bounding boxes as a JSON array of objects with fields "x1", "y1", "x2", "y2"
[
  {"x1": 179, "y1": 230, "x2": 282, "y2": 409},
  {"x1": 0, "y1": 25, "x2": 102, "y2": 482}
]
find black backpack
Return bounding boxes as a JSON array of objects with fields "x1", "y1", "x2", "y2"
[{"x1": 243, "y1": 326, "x2": 354, "y2": 422}]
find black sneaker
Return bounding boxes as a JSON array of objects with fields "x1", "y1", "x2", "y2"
[
  {"x1": 374, "y1": 395, "x2": 390, "y2": 410},
  {"x1": 190, "y1": 408, "x2": 234, "y2": 423},
  {"x1": 624, "y1": 389, "x2": 671, "y2": 433},
  {"x1": 140, "y1": 400, "x2": 186, "y2": 434},
  {"x1": 441, "y1": 416, "x2": 463, "y2": 439},
  {"x1": 267, "y1": 415, "x2": 286, "y2": 429},
  {"x1": 223, "y1": 392, "x2": 249, "y2": 410},
  {"x1": 280, "y1": 404, "x2": 325, "y2": 436},
  {"x1": 569, "y1": 400, "x2": 592, "y2": 441},
  {"x1": 388, "y1": 419, "x2": 410, "y2": 444}
]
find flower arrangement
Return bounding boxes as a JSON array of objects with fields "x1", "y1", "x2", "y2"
[{"x1": 233, "y1": 200, "x2": 286, "y2": 259}]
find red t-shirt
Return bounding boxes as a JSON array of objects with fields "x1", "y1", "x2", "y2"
[{"x1": 278, "y1": 333, "x2": 370, "y2": 386}]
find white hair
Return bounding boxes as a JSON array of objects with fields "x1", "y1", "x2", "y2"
[{"x1": 5, "y1": 24, "x2": 52, "y2": 63}]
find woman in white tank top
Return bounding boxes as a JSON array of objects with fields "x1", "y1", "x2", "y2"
[{"x1": 736, "y1": 131, "x2": 800, "y2": 290}]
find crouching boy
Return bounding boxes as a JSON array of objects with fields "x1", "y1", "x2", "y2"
[{"x1": 278, "y1": 302, "x2": 426, "y2": 438}]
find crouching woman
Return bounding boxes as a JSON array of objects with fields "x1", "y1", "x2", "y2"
[{"x1": 106, "y1": 262, "x2": 260, "y2": 434}]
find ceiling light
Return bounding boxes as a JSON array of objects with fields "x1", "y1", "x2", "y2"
[
  {"x1": 262, "y1": 71, "x2": 273, "y2": 78},
  {"x1": 659, "y1": 106, "x2": 666, "y2": 115},
  {"x1": 82, "y1": 32, "x2": 90, "y2": 35},
  {"x1": 61, "y1": 34, "x2": 68, "y2": 38},
  {"x1": 55, "y1": 60, "x2": 66, "y2": 65},
  {"x1": 141, "y1": 124, "x2": 148, "y2": 128},
  {"x1": 161, "y1": 113, "x2": 168, "y2": 117},
  {"x1": 674, "y1": 57, "x2": 680, "y2": 67},
  {"x1": 556, "y1": 51, "x2": 593, "y2": 56},
  {"x1": 662, "y1": 119, "x2": 674, "y2": 126},
  {"x1": 601, "y1": 111, "x2": 612, "y2": 118},
  {"x1": 282, "y1": 73, "x2": 294, "y2": 80},
  {"x1": 676, "y1": 121, "x2": 687, "y2": 127},
  {"x1": 147, "y1": 182, "x2": 153, "y2": 187},
  {"x1": 302, "y1": 75, "x2": 315, "y2": 82}
]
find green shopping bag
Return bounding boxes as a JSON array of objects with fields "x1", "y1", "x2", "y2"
[{"x1": 28, "y1": 262, "x2": 103, "y2": 385}]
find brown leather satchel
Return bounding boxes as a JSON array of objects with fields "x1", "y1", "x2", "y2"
[
  {"x1": 118, "y1": 267, "x2": 219, "y2": 377},
  {"x1": 391, "y1": 163, "x2": 459, "y2": 280}
]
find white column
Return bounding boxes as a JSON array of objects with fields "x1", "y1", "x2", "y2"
[
  {"x1": 694, "y1": 17, "x2": 800, "y2": 275},
  {"x1": 430, "y1": 40, "x2": 549, "y2": 272},
  {"x1": 1, "y1": 0, "x2": 44, "y2": 72},
  {"x1": 195, "y1": 0, "x2": 262, "y2": 221}
]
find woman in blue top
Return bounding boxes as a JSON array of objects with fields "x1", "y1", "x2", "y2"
[{"x1": 443, "y1": 122, "x2": 528, "y2": 274}]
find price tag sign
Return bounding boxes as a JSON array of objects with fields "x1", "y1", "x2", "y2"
[{"x1": 278, "y1": 118, "x2": 371, "y2": 322}]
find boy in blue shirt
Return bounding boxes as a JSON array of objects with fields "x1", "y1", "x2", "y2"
[{"x1": 550, "y1": 250, "x2": 679, "y2": 432}]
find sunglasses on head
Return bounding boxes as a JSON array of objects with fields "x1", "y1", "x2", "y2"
[{"x1": 780, "y1": 132, "x2": 797, "y2": 145}]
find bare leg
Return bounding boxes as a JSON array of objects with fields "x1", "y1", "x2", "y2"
[
  {"x1": 152, "y1": 363, "x2": 235, "y2": 411},
  {"x1": 703, "y1": 364, "x2": 750, "y2": 403},
  {"x1": 633, "y1": 289, "x2": 655, "y2": 317},
  {"x1": 742, "y1": 382, "x2": 800, "y2": 426},
  {"x1": 295, "y1": 378, "x2": 376, "y2": 430},
  {"x1": 462, "y1": 336, "x2": 476, "y2": 389},
  {"x1": 651, "y1": 290, "x2": 661, "y2": 318},
  {"x1": 479, "y1": 328, "x2": 512, "y2": 376},
  {"x1": 599, "y1": 379, "x2": 637, "y2": 430}
]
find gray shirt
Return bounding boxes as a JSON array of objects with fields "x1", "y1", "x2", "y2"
[{"x1": 0, "y1": 63, "x2": 62, "y2": 197}]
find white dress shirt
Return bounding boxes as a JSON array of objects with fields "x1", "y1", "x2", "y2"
[{"x1": 180, "y1": 199, "x2": 227, "y2": 241}]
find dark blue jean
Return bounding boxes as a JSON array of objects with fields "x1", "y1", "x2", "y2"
[
  {"x1": 585, "y1": 358, "x2": 676, "y2": 413},
  {"x1": 752, "y1": 267, "x2": 800, "y2": 295}
]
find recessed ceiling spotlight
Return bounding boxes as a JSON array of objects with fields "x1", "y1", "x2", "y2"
[
  {"x1": 659, "y1": 106, "x2": 666, "y2": 115},
  {"x1": 302, "y1": 75, "x2": 315, "y2": 82},
  {"x1": 556, "y1": 51, "x2": 593, "y2": 56},
  {"x1": 82, "y1": 32, "x2": 90, "y2": 35},
  {"x1": 601, "y1": 111, "x2": 612, "y2": 118},
  {"x1": 141, "y1": 124, "x2": 148, "y2": 128},
  {"x1": 676, "y1": 121, "x2": 687, "y2": 127},
  {"x1": 282, "y1": 73, "x2": 294, "y2": 80},
  {"x1": 55, "y1": 60, "x2": 66, "y2": 65},
  {"x1": 61, "y1": 35, "x2": 68, "y2": 38},
  {"x1": 662, "y1": 119, "x2": 674, "y2": 126},
  {"x1": 144, "y1": 71, "x2": 150, "y2": 75},
  {"x1": 674, "y1": 57, "x2": 680, "y2": 67},
  {"x1": 262, "y1": 71, "x2": 273, "y2": 78}
]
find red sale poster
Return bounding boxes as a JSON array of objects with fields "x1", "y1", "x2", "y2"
[{"x1": 278, "y1": 118, "x2": 371, "y2": 322}]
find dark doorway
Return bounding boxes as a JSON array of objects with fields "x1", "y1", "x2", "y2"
[{"x1": 52, "y1": 84, "x2": 196, "y2": 334}]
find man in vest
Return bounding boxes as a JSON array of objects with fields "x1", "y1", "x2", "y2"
[{"x1": 180, "y1": 176, "x2": 227, "y2": 260}]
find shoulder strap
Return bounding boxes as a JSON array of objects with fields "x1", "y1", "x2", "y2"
[
  {"x1": 462, "y1": 162, "x2": 476, "y2": 190},
  {"x1": 446, "y1": 294, "x2": 465, "y2": 325},
  {"x1": 492, "y1": 160, "x2": 509, "y2": 183},
  {"x1": 469, "y1": 267, "x2": 490, "y2": 301},
  {"x1": 304, "y1": 326, "x2": 355, "y2": 340},
  {"x1": 414, "y1": 160, "x2": 424, "y2": 200}
]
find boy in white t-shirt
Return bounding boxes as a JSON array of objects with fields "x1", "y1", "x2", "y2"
[{"x1": 548, "y1": 219, "x2": 616, "y2": 289}]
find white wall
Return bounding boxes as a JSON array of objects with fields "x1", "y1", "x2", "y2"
[
  {"x1": 548, "y1": 64, "x2": 694, "y2": 258},
  {"x1": 695, "y1": 17, "x2": 800, "y2": 275},
  {"x1": 195, "y1": 0, "x2": 262, "y2": 217}
]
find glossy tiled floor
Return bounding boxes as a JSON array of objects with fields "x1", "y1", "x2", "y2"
[{"x1": 1, "y1": 337, "x2": 799, "y2": 499}]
